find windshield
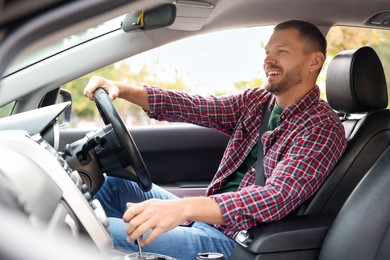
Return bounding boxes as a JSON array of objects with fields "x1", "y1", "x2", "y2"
[{"x1": 4, "y1": 16, "x2": 124, "y2": 76}]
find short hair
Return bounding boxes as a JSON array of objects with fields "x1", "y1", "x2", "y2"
[{"x1": 274, "y1": 20, "x2": 327, "y2": 59}]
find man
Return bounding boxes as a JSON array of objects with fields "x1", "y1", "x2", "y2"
[{"x1": 84, "y1": 20, "x2": 347, "y2": 259}]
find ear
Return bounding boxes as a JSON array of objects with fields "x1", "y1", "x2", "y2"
[{"x1": 309, "y1": 52, "x2": 325, "y2": 72}]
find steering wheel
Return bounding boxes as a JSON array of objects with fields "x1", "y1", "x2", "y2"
[{"x1": 93, "y1": 88, "x2": 152, "y2": 192}]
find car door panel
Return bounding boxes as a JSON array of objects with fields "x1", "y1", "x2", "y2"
[{"x1": 59, "y1": 124, "x2": 230, "y2": 196}]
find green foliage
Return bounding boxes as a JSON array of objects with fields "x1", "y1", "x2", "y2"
[
  {"x1": 326, "y1": 26, "x2": 390, "y2": 101},
  {"x1": 0, "y1": 102, "x2": 15, "y2": 118},
  {"x1": 234, "y1": 78, "x2": 263, "y2": 92},
  {"x1": 63, "y1": 64, "x2": 117, "y2": 118},
  {"x1": 63, "y1": 60, "x2": 189, "y2": 121}
]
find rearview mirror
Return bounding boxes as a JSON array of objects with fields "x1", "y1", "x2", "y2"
[{"x1": 121, "y1": 4, "x2": 176, "y2": 32}]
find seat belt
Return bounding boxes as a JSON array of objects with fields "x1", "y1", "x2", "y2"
[{"x1": 255, "y1": 95, "x2": 272, "y2": 186}]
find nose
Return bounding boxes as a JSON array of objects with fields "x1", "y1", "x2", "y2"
[{"x1": 264, "y1": 53, "x2": 276, "y2": 66}]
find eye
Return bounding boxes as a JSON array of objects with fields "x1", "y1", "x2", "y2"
[{"x1": 278, "y1": 49, "x2": 288, "y2": 54}]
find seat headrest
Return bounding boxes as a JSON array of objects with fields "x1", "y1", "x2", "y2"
[{"x1": 326, "y1": 46, "x2": 388, "y2": 114}]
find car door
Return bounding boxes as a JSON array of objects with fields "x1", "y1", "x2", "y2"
[{"x1": 59, "y1": 123, "x2": 230, "y2": 197}]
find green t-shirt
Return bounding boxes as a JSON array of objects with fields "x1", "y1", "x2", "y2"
[
  {"x1": 268, "y1": 102, "x2": 283, "y2": 131},
  {"x1": 218, "y1": 103, "x2": 283, "y2": 193}
]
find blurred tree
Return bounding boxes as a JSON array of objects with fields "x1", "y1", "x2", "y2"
[
  {"x1": 63, "y1": 59, "x2": 188, "y2": 125},
  {"x1": 327, "y1": 27, "x2": 375, "y2": 57},
  {"x1": 326, "y1": 26, "x2": 390, "y2": 101},
  {"x1": 62, "y1": 64, "x2": 117, "y2": 119},
  {"x1": 0, "y1": 102, "x2": 15, "y2": 118},
  {"x1": 234, "y1": 78, "x2": 263, "y2": 92}
]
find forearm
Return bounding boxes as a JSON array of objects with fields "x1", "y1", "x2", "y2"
[
  {"x1": 117, "y1": 82, "x2": 150, "y2": 111},
  {"x1": 84, "y1": 76, "x2": 151, "y2": 111},
  {"x1": 181, "y1": 196, "x2": 225, "y2": 225}
]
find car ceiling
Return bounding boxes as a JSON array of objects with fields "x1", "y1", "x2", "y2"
[
  {"x1": 205, "y1": 0, "x2": 390, "y2": 29},
  {"x1": 1, "y1": 0, "x2": 390, "y2": 52},
  {"x1": 1, "y1": 0, "x2": 390, "y2": 108},
  {"x1": 1, "y1": 0, "x2": 389, "y2": 30},
  {"x1": 0, "y1": 0, "x2": 67, "y2": 28}
]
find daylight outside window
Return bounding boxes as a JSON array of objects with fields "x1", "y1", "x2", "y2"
[{"x1": 61, "y1": 25, "x2": 390, "y2": 128}]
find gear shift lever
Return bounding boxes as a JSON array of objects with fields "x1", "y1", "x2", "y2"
[{"x1": 136, "y1": 237, "x2": 143, "y2": 259}]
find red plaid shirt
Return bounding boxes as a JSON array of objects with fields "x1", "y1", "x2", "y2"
[{"x1": 146, "y1": 85, "x2": 347, "y2": 238}]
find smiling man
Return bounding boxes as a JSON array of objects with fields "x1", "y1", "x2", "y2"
[{"x1": 84, "y1": 20, "x2": 347, "y2": 259}]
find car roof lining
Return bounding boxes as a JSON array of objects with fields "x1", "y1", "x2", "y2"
[
  {"x1": 3, "y1": 0, "x2": 390, "y2": 55},
  {"x1": 140, "y1": 0, "x2": 390, "y2": 51},
  {"x1": 0, "y1": 0, "x2": 67, "y2": 28}
]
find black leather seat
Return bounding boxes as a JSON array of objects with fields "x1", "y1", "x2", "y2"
[
  {"x1": 230, "y1": 46, "x2": 390, "y2": 259},
  {"x1": 319, "y1": 146, "x2": 390, "y2": 260},
  {"x1": 296, "y1": 46, "x2": 390, "y2": 217}
]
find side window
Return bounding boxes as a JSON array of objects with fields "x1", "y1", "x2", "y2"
[
  {"x1": 63, "y1": 26, "x2": 274, "y2": 128},
  {"x1": 63, "y1": 25, "x2": 390, "y2": 128},
  {"x1": 325, "y1": 26, "x2": 390, "y2": 100},
  {"x1": 0, "y1": 101, "x2": 15, "y2": 118}
]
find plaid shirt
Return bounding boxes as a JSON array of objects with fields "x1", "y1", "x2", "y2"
[{"x1": 146, "y1": 85, "x2": 347, "y2": 238}]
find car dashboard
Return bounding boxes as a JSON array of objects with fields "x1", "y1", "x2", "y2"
[{"x1": 0, "y1": 103, "x2": 113, "y2": 252}]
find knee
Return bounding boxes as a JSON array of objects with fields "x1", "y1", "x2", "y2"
[{"x1": 93, "y1": 176, "x2": 117, "y2": 202}]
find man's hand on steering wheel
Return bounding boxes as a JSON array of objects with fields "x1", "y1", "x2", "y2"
[{"x1": 84, "y1": 76, "x2": 120, "y2": 101}]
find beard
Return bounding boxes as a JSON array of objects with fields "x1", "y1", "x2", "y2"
[{"x1": 264, "y1": 64, "x2": 303, "y2": 95}]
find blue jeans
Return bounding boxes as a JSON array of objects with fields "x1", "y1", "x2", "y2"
[{"x1": 94, "y1": 176, "x2": 235, "y2": 259}]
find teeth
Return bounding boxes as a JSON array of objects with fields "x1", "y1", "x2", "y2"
[{"x1": 267, "y1": 71, "x2": 281, "y2": 76}]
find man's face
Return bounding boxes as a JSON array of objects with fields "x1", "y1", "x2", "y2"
[{"x1": 263, "y1": 28, "x2": 310, "y2": 95}]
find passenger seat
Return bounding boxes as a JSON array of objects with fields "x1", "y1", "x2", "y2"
[{"x1": 319, "y1": 146, "x2": 390, "y2": 260}]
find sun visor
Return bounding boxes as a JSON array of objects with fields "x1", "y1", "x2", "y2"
[{"x1": 168, "y1": 0, "x2": 216, "y2": 31}]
